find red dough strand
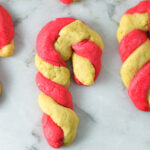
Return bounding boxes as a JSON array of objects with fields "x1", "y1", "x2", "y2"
[
  {"x1": 36, "y1": 18, "x2": 76, "y2": 67},
  {"x1": 128, "y1": 61, "x2": 150, "y2": 111},
  {"x1": 42, "y1": 114, "x2": 64, "y2": 148},
  {"x1": 125, "y1": 1, "x2": 150, "y2": 14},
  {"x1": 60, "y1": 0, "x2": 73, "y2": 4},
  {"x1": 119, "y1": 30, "x2": 147, "y2": 62},
  {"x1": 36, "y1": 72, "x2": 73, "y2": 109}
]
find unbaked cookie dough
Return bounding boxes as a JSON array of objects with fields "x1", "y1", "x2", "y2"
[
  {"x1": 117, "y1": 1, "x2": 150, "y2": 111},
  {"x1": 35, "y1": 18, "x2": 104, "y2": 148},
  {"x1": 0, "y1": 5, "x2": 15, "y2": 94}
]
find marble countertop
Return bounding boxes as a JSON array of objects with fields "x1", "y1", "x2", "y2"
[{"x1": 0, "y1": 0, "x2": 150, "y2": 150}]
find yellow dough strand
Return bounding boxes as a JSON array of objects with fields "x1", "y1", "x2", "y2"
[
  {"x1": 0, "y1": 40, "x2": 14, "y2": 57},
  {"x1": 117, "y1": 13, "x2": 149, "y2": 42},
  {"x1": 72, "y1": 53, "x2": 95, "y2": 85},
  {"x1": 120, "y1": 40, "x2": 150, "y2": 88},
  {"x1": 54, "y1": 20, "x2": 104, "y2": 61},
  {"x1": 38, "y1": 93, "x2": 79, "y2": 146},
  {"x1": 35, "y1": 54, "x2": 70, "y2": 88}
]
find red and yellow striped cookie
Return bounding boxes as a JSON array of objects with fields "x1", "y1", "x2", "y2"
[
  {"x1": 0, "y1": 6, "x2": 14, "y2": 57},
  {"x1": 0, "y1": 6, "x2": 15, "y2": 94},
  {"x1": 60, "y1": 0, "x2": 79, "y2": 4},
  {"x1": 117, "y1": 1, "x2": 150, "y2": 111},
  {"x1": 35, "y1": 18, "x2": 104, "y2": 148}
]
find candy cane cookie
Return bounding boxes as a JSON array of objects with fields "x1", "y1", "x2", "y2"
[
  {"x1": 117, "y1": 1, "x2": 150, "y2": 111},
  {"x1": 35, "y1": 18, "x2": 104, "y2": 148},
  {"x1": 60, "y1": 0, "x2": 79, "y2": 4},
  {"x1": 0, "y1": 6, "x2": 15, "y2": 94}
]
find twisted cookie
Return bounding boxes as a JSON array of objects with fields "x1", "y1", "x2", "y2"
[
  {"x1": 0, "y1": 6, "x2": 15, "y2": 94},
  {"x1": 117, "y1": 1, "x2": 150, "y2": 111},
  {"x1": 60, "y1": 0, "x2": 79, "y2": 4},
  {"x1": 35, "y1": 18, "x2": 104, "y2": 148}
]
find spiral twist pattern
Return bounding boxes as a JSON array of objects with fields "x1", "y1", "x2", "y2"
[
  {"x1": 0, "y1": 6, "x2": 15, "y2": 94},
  {"x1": 35, "y1": 18, "x2": 104, "y2": 148},
  {"x1": 117, "y1": 1, "x2": 150, "y2": 111}
]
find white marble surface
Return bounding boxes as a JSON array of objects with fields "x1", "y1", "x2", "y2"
[{"x1": 0, "y1": 0, "x2": 150, "y2": 150}]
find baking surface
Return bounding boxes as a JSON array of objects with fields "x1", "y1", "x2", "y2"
[{"x1": 0, "y1": 0, "x2": 150, "y2": 150}]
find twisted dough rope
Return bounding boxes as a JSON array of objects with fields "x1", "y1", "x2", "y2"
[
  {"x1": 35, "y1": 18, "x2": 104, "y2": 148},
  {"x1": 117, "y1": 1, "x2": 150, "y2": 111},
  {"x1": 60, "y1": 0, "x2": 79, "y2": 4},
  {"x1": 0, "y1": 6, "x2": 15, "y2": 94}
]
